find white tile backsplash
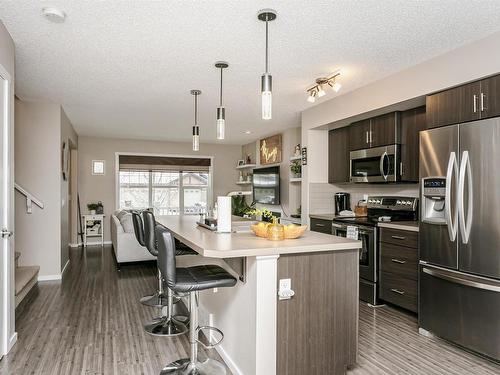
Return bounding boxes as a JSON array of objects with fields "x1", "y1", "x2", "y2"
[{"x1": 309, "y1": 183, "x2": 419, "y2": 214}]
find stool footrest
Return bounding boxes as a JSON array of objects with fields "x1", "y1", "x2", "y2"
[{"x1": 196, "y1": 325, "x2": 224, "y2": 349}]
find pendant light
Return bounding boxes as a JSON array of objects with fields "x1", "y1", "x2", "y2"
[
  {"x1": 215, "y1": 61, "x2": 228, "y2": 140},
  {"x1": 258, "y1": 9, "x2": 277, "y2": 120},
  {"x1": 191, "y1": 89, "x2": 201, "y2": 151}
]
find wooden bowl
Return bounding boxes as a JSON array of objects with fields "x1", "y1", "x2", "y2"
[
  {"x1": 283, "y1": 224, "x2": 308, "y2": 239},
  {"x1": 251, "y1": 223, "x2": 270, "y2": 238}
]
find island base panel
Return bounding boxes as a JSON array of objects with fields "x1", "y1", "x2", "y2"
[{"x1": 277, "y1": 250, "x2": 359, "y2": 375}]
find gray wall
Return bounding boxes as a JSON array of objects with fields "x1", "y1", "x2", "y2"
[
  {"x1": 15, "y1": 100, "x2": 62, "y2": 277},
  {"x1": 77, "y1": 136, "x2": 241, "y2": 242}
]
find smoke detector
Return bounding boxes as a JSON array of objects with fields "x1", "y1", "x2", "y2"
[{"x1": 42, "y1": 7, "x2": 66, "y2": 23}]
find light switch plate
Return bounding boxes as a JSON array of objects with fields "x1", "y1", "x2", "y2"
[{"x1": 279, "y1": 278, "x2": 291, "y2": 292}]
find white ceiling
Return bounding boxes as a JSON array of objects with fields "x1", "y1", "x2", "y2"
[{"x1": 2, "y1": 1, "x2": 500, "y2": 145}]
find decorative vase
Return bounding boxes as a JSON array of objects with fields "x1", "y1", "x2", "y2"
[
  {"x1": 90, "y1": 210, "x2": 96, "y2": 215},
  {"x1": 267, "y1": 217, "x2": 284, "y2": 241}
]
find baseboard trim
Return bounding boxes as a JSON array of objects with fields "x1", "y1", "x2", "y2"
[
  {"x1": 215, "y1": 344, "x2": 243, "y2": 375},
  {"x1": 7, "y1": 332, "x2": 17, "y2": 354},
  {"x1": 61, "y1": 259, "x2": 70, "y2": 275},
  {"x1": 38, "y1": 274, "x2": 62, "y2": 281},
  {"x1": 70, "y1": 241, "x2": 112, "y2": 247}
]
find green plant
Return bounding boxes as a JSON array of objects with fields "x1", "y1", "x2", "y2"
[
  {"x1": 246, "y1": 207, "x2": 275, "y2": 222},
  {"x1": 290, "y1": 160, "x2": 301, "y2": 175},
  {"x1": 231, "y1": 196, "x2": 254, "y2": 217},
  {"x1": 87, "y1": 203, "x2": 99, "y2": 211}
]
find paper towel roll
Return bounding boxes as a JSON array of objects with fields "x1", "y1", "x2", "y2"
[{"x1": 217, "y1": 196, "x2": 232, "y2": 233}]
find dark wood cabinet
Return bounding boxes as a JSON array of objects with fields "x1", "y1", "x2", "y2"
[
  {"x1": 379, "y1": 227, "x2": 419, "y2": 313},
  {"x1": 400, "y1": 106, "x2": 426, "y2": 182},
  {"x1": 480, "y1": 75, "x2": 500, "y2": 119},
  {"x1": 310, "y1": 218, "x2": 332, "y2": 234},
  {"x1": 348, "y1": 119, "x2": 370, "y2": 151},
  {"x1": 328, "y1": 127, "x2": 350, "y2": 183},
  {"x1": 426, "y1": 74, "x2": 500, "y2": 128},
  {"x1": 370, "y1": 112, "x2": 400, "y2": 148}
]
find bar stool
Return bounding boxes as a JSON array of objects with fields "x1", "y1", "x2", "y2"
[
  {"x1": 142, "y1": 210, "x2": 193, "y2": 337},
  {"x1": 132, "y1": 211, "x2": 168, "y2": 308},
  {"x1": 155, "y1": 225, "x2": 237, "y2": 375}
]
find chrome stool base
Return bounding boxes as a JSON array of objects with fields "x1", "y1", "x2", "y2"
[
  {"x1": 144, "y1": 316, "x2": 188, "y2": 337},
  {"x1": 160, "y1": 358, "x2": 226, "y2": 375},
  {"x1": 140, "y1": 292, "x2": 168, "y2": 307}
]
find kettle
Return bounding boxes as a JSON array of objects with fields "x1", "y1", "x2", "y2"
[{"x1": 334, "y1": 192, "x2": 351, "y2": 215}]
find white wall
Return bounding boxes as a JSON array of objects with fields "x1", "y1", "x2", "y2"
[
  {"x1": 301, "y1": 30, "x2": 500, "y2": 221},
  {"x1": 15, "y1": 100, "x2": 62, "y2": 278},
  {"x1": 77, "y1": 136, "x2": 242, "y2": 242},
  {"x1": 0, "y1": 19, "x2": 16, "y2": 355}
]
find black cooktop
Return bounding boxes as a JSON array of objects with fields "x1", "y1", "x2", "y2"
[{"x1": 332, "y1": 216, "x2": 379, "y2": 227}]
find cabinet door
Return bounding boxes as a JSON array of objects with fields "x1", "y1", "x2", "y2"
[
  {"x1": 348, "y1": 119, "x2": 370, "y2": 151},
  {"x1": 400, "y1": 106, "x2": 426, "y2": 182},
  {"x1": 310, "y1": 218, "x2": 332, "y2": 234},
  {"x1": 480, "y1": 74, "x2": 500, "y2": 119},
  {"x1": 328, "y1": 127, "x2": 350, "y2": 183},
  {"x1": 370, "y1": 112, "x2": 400, "y2": 148},
  {"x1": 459, "y1": 81, "x2": 481, "y2": 123}
]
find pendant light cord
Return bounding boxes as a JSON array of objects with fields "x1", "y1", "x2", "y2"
[
  {"x1": 220, "y1": 68, "x2": 223, "y2": 106},
  {"x1": 194, "y1": 93, "x2": 198, "y2": 126},
  {"x1": 265, "y1": 18, "x2": 269, "y2": 73}
]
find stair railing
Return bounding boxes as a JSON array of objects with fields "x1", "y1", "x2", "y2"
[{"x1": 14, "y1": 183, "x2": 44, "y2": 214}]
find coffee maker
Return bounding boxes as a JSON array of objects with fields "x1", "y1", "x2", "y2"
[{"x1": 334, "y1": 192, "x2": 351, "y2": 215}]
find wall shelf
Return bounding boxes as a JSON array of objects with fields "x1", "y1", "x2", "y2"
[
  {"x1": 290, "y1": 177, "x2": 302, "y2": 183},
  {"x1": 290, "y1": 155, "x2": 302, "y2": 161},
  {"x1": 236, "y1": 164, "x2": 256, "y2": 170},
  {"x1": 236, "y1": 181, "x2": 252, "y2": 185}
]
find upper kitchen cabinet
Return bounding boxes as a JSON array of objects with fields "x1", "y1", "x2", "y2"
[
  {"x1": 426, "y1": 74, "x2": 500, "y2": 128},
  {"x1": 348, "y1": 119, "x2": 371, "y2": 151},
  {"x1": 370, "y1": 112, "x2": 401, "y2": 148},
  {"x1": 480, "y1": 74, "x2": 500, "y2": 119},
  {"x1": 400, "y1": 106, "x2": 427, "y2": 182},
  {"x1": 328, "y1": 126, "x2": 350, "y2": 183}
]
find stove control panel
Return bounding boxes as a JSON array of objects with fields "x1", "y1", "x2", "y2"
[{"x1": 367, "y1": 196, "x2": 418, "y2": 211}]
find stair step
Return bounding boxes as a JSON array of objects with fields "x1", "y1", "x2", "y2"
[{"x1": 15, "y1": 266, "x2": 39, "y2": 307}]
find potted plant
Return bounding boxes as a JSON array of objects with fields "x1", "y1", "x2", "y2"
[
  {"x1": 87, "y1": 203, "x2": 99, "y2": 215},
  {"x1": 290, "y1": 160, "x2": 301, "y2": 178}
]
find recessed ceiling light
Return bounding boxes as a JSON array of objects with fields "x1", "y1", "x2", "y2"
[
  {"x1": 42, "y1": 7, "x2": 66, "y2": 23},
  {"x1": 244, "y1": 131, "x2": 252, "y2": 134}
]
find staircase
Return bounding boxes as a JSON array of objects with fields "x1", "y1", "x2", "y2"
[{"x1": 15, "y1": 251, "x2": 39, "y2": 308}]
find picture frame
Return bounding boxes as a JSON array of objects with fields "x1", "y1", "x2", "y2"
[
  {"x1": 259, "y1": 134, "x2": 282, "y2": 165},
  {"x1": 92, "y1": 160, "x2": 105, "y2": 175},
  {"x1": 237, "y1": 159, "x2": 245, "y2": 167}
]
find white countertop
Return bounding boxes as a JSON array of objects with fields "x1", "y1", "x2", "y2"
[
  {"x1": 377, "y1": 221, "x2": 419, "y2": 232},
  {"x1": 156, "y1": 215, "x2": 361, "y2": 258}
]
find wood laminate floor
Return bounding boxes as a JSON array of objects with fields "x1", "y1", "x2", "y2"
[
  {"x1": 0, "y1": 246, "x2": 231, "y2": 375},
  {"x1": 1, "y1": 246, "x2": 499, "y2": 374}
]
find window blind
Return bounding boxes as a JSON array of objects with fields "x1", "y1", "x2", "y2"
[{"x1": 119, "y1": 155, "x2": 211, "y2": 172}]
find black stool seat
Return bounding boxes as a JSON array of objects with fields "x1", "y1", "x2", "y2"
[
  {"x1": 174, "y1": 265, "x2": 237, "y2": 293},
  {"x1": 175, "y1": 240, "x2": 198, "y2": 256}
]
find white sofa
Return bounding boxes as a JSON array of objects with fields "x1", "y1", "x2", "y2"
[{"x1": 110, "y1": 210, "x2": 156, "y2": 265}]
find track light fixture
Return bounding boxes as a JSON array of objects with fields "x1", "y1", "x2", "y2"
[
  {"x1": 215, "y1": 61, "x2": 228, "y2": 140},
  {"x1": 306, "y1": 71, "x2": 341, "y2": 103},
  {"x1": 258, "y1": 9, "x2": 277, "y2": 120},
  {"x1": 191, "y1": 89, "x2": 201, "y2": 151}
]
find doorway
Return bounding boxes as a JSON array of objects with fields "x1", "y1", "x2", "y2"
[{"x1": 0, "y1": 63, "x2": 16, "y2": 357}]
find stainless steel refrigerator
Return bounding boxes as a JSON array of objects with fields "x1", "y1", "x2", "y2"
[{"x1": 419, "y1": 117, "x2": 500, "y2": 360}]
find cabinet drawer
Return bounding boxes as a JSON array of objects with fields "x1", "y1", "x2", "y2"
[
  {"x1": 380, "y1": 272, "x2": 418, "y2": 312},
  {"x1": 310, "y1": 218, "x2": 332, "y2": 234},
  {"x1": 380, "y1": 227, "x2": 418, "y2": 248},
  {"x1": 380, "y1": 242, "x2": 418, "y2": 280}
]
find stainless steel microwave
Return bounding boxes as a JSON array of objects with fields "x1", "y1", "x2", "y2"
[{"x1": 349, "y1": 144, "x2": 399, "y2": 183}]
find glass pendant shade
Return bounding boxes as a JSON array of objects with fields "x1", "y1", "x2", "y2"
[
  {"x1": 216, "y1": 107, "x2": 225, "y2": 140},
  {"x1": 317, "y1": 85, "x2": 326, "y2": 97},
  {"x1": 192, "y1": 126, "x2": 199, "y2": 151},
  {"x1": 307, "y1": 92, "x2": 316, "y2": 103},
  {"x1": 331, "y1": 81, "x2": 342, "y2": 92},
  {"x1": 261, "y1": 73, "x2": 272, "y2": 120}
]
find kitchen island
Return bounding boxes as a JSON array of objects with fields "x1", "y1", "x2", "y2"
[{"x1": 157, "y1": 215, "x2": 362, "y2": 375}]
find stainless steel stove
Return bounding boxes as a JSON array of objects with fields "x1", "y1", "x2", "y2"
[{"x1": 332, "y1": 196, "x2": 418, "y2": 305}]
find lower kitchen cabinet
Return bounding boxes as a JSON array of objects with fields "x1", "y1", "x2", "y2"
[
  {"x1": 379, "y1": 227, "x2": 419, "y2": 313},
  {"x1": 310, "y1": 218, "x2": 332, "y2": 234}
]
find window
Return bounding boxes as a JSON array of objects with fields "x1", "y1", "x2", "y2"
[{"x1": 119, "y1": 169, "x2": 209, "y2": 215}]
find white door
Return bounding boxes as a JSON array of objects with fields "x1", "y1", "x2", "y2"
[{"x1": 0, "y1": 65, "x2": 15, "y2": 357}]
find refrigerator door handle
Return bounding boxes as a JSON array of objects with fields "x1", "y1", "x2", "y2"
[
  {"x1": 422, "y1": 266, "x2": 500, "y2": 293},
  {"x1": 458, "y1": 151, "x2": 473, "y2": 244},
  {"x1": 445, "y1": 152, "x2": 458, "y2": 241}
]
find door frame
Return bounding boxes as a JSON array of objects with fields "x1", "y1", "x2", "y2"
[{"x1": 0, "y1": 62, "x2": 16, "y2": 356}]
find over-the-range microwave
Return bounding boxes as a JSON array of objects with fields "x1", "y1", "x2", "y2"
[{"x1": 349, "y1": 144, "x2": 399, "y2": 183}]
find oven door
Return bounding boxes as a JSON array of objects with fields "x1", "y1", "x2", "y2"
[
  {"x1": 332, "y1": 223, "x2": 376, "y2": 282},
  {"x1": 350, "y1": 144, "x2": 399, "y2": 183}
]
